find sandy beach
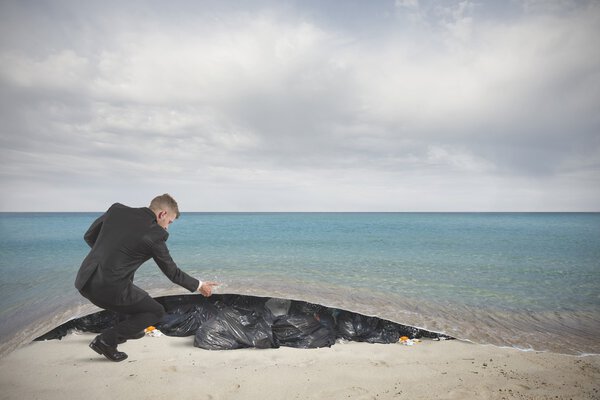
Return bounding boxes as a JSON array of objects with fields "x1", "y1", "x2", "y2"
[{"x1": 1, "y1": 333, "x2": 598, "y2": 400}]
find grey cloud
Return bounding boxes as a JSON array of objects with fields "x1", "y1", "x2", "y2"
[{"x1": 0, "y1": 0, "x2": 599, "y2": 211}]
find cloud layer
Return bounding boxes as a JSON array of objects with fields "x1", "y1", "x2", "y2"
[{"x1": 1, "y1": 0, "x2": 599, "y2": 211}]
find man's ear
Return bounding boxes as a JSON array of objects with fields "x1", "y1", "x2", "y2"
[{"x1": 158, "y1": 210, "x2": 166, "y2": 219}]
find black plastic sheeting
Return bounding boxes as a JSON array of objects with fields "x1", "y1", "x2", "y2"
[{"x1": 34, "y1": 294, "x2": 452, "y2": 350}]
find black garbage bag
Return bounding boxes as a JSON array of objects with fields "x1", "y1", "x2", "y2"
[
  {"x1": 401, "y1": 326, "x2": 451, "y2": 340},
  {"x1": 220, "y1": 294, "x2": 264, "y2": 311},
  {"x1": 34, "y1": 310, "x2": 119, "y2": 341},
  {"x1": 34, "y1": 320, "x2": 76, "y2": 341},
  {"x1": 336, "y1": 310, "x2": 376, "y2": 341},
  {"x1": 218, "y1": 294, "x2": 275, "y2": 324},
  {"x1": 370, "y1": 320, "x2": 401, "y2": 343},
  {"x1": 156, "y1": 302, "x2": 218, "y2": 337},
  {"x1": 265, "y1": 298, "x2": 291, "y2": 317},
  {"x1": 72, "y1": 310, "x2": 119, "y2": 333},
  {"x1": 272, "y1": 314, "x2": 336, "y2": 348},
  {"x1": 194, "y1": 307, "x2": 276, "y2": 350},
  {"x1": 288, "y1": 300, "x2": 328, "y2": 316},
  {"x1": 316, "y1": 311, "x2": 336, "y2": 333},
  {"x1": 156, "y1": 295, "x2": 204, "y2": 313},
  {"x1": 336, "y1": 311, "x2": 400, "y2": 344},
  {"x1": 398, "y1": 325, "x2": 427, "y2": 339}
]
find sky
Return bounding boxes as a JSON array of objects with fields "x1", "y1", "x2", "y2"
[{"x1": 0, "y1": 0, "x2": 599, "y2": 211}]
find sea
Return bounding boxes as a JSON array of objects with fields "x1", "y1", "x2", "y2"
[{"x1": 0, "y1": 212, "x2": 599, "y2": 357}]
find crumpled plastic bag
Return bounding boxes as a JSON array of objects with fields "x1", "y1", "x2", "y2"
[
  {"x1": 218, "y1": 295, "x2": 276, "y2": 324},
  {"x1": 272, "y1": 314, "x2": 336, "y2": 348},
  {"x1": 73, "y1": 310, "x2": 119, "y2": 333},
  {"x1": 194, "y1": 307, "x2": 275, "y2": 350},
  {"x1": 336, "y1": 310, "x2": 400, "y2": 344},
  {"x1": 155, "y1": 303, "x2": 218, "y2": 337},
  {"x1": 265, "y1": 298, "x2": 291, "y2": 317}
]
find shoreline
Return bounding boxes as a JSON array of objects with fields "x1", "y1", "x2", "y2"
[
  {"x1": 1, "y1": 332, "x2": 598, "y2": 399},
  {"x1": 2, "y1": 287, "x2": 599, "y2": 359}
]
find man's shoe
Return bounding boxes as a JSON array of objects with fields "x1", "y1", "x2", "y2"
[
  {"x1": 116, "y1": 330, "x2": 145, "y2": 345},
  {"x1": 89, "y1": 336, "x2": 128, "y2": 362}
]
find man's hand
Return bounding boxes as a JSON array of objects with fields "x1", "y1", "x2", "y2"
[{"x1": 198, "y1": 281, "x2": 220, "y2": 297}]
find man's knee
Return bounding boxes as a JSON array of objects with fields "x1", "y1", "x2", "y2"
[
  {"x1": 154, "y1": 304, "x2": 166, "y2": 320},
  {"x1": 144, "y1": 298, "x2": 165, "y2": 321}
]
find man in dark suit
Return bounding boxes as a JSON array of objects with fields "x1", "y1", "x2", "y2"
[{"x1": 75, "y1": 194, "x2": 218, "y2": 362}]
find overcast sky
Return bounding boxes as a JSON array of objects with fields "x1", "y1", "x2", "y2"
[{"x1": 1, "y1": 0, "x2": 599, "y2": 211}]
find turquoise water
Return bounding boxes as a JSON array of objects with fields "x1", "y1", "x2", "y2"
[{"x1": 1, "y1": 212, "x2": 599, "y2": 356}]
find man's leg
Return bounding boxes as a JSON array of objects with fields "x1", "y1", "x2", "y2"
[
  {"x1": 98, "y1": 296, "x2": 165, "y2": 346},
  {"x1": 114, "y1": 314, "x2": 144, "y2": 344},
  {"x1": 79, "y1": 291, "x2": 165, "y2": 361}
]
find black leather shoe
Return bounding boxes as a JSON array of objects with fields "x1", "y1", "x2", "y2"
[
  {"x1": 89, "y1": 336, "x2": 128, "y2": 362},
  {"x1": 116, "y1": 330, "x2": 145, "y2": 345}
]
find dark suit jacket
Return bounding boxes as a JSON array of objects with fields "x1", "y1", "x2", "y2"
[{"x1": 75, "y1": 203, "x2": 199, "y2": 305}]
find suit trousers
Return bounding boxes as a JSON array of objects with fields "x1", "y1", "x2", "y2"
[{"x1": 79, "y1": 287, "x2": 166, "y2": 346}]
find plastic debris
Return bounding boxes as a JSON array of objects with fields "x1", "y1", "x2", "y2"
[
  {"x1": 194, "y1": 308, "x2": 275, "y2": 350},
  {"x1": 265, "y1": 298, "x2": 292, "y2": 317},
  {"x1": 145, "y1": 326, "x2": 162, "y2": 337},
  {"x1": 34, "y1": 294, "x2": 453, "y2": 349},
  {"x1": 155, "y1": 302, "x2": 218, "y2": 337},
  {"x1": 336, "y1": 311, "x2": 400, "y2": 344},
  {"x1": 399, "y1": 337, "x2": 414, "y2": 346},
  {"x1": 272, "y1": 314, "x2": 336, "y2": 348},
  {"x1": 399, "y1": 336, "x2": 416, "y2": 346}
]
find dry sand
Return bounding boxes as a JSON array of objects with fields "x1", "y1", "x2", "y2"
[{"x1": 0, "y1": 333, "x2": 598, "y2": 400}]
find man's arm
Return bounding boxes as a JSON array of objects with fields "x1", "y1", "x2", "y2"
[
  {"x1": 152, "y1": 239, "x2": 201, "y2": 293},
  {"x1": 152, "y1": 240, "x2": 219, "y2": 296}
]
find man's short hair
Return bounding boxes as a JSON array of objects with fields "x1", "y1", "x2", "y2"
[{"x1": 149, "y1": 194, "x2": 180, "y2": 218}]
